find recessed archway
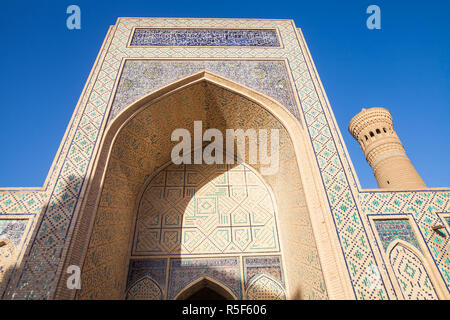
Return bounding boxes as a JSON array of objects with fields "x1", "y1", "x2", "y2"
[{"x1": 57, "y1": 71, "x2": 336, "y2": 300}]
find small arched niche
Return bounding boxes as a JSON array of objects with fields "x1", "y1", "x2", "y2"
[{"x1": 387, "y1": 241, "x2": 440, "y2": 300}]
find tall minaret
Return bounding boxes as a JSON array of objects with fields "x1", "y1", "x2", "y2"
[{"x1": 348, "y1": 107, "x2": 426, "y2": 189}]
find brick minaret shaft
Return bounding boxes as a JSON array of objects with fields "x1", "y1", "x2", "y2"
[{"x1": 349, "y1": 107, "x2": 426, "y2": 189}]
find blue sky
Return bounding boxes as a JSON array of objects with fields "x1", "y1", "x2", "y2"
[{"x1": 0, "y1": 0, "x2": 449, "y2": 188}]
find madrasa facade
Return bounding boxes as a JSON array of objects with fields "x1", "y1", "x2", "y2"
[{"x1": 0, "y1": 18, "x2": 449, "y2": 300}]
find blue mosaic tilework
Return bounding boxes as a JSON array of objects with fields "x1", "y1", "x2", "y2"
[
  {"x1": 167, "y1": 257, "x2": 241, "y2": 299},
  {"x1": 0, "y1": 220, "x2": 27, "y2": 247},
  {"x1": 374, "y1": 219, "x2": 422, "y2": 253},
  {"x1": 130, "y1": 28, "x2": 280, "y2": 47},
  {"x1": 446, "y1": 217, "x2": 450, "y2": 227},
  {"x1": 126, "y1": 259, "x2": 167, "y2": 292},
  {"x1": 243, "y1": 255, "x2": 284, "y2": 288},
  {"x1": 108, "y1": 60, "x2": 299, "y2": 123},
  {"x1": 0, "y1": 191, "x2": 47, "y2": 215},
  {"x1": 360, "y1": 192, "x2": 450, "y2": 291},
  {"x1": 2, "y1": 25, "x2": 117, "y2": 300},
  {"x1": 389, "y1": 244, "x2": 438, "y2": 299}
]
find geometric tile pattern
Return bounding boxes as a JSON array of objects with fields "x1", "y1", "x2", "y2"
[
  {"x1": 0, "y1": 220, "x2": 28, "y2": 296},
  {"x1": 389, "y1": 244, "x2": 438, "y2": 300},
  {"x1": 126, "y1": 256, "x2": 287, "y2": 300},
  {"x1": 374, "y1": 219, "x2": 422, "y2": 253},
  {"x1": 0, "y1": 191, "x2": 47, "y2": 215},
  {"x1": 108, "y1": 60, "x2": 298, "y2": 123},
  {"x1": 126, "y1": 277, "x2": 162, "y2": 300},
  {"x1": 167, "y1": 257, "x2": 242, "y2": 299},
  {"x1": 130, "y1": 28, "x2": 280, "y2": 47},
  {"x1": 134, "y1": 163, "x2": 280, "y2": 255},
  {"x1": 295, "y1": 40, "x2": 391, "y2": 299},
  {"x1": 0, "y1": 240, "x2": 15, "y2": 264},
  {"x1": 243, "y1": 255, "x2": 284, "y2": 288},
  {"x1": 2, "y1": 17, "x2": 446, "y2": 300},
  {"x1": 246, "y1": 274, "x2": 286, "y2": 300},
  {"x1": 361, "y1": 192, "x2": 450, "y2": 292},
  {"x1": 126, "y1": 259, "x2": 167, "y2": 295},
  {"x1": 3, "y1": 18, "x2": 385, "y2": 300},
  {"x1": 0, "y1": 239, "x2": 16, "y2": 291},
  {"x1": 73, "y1": 79, "x2": 311, "y2": 300}
]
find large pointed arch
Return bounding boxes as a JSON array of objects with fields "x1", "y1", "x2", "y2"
[{"x1": 54, "y1": 70, "x2": 350, "y2": 300}]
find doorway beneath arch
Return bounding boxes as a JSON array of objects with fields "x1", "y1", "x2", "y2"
[
  {"x1": 185, "y1": 288, "x2": 228, "y2": 300},
  {"x1": 63, "y1": 72, "x2": 329, "y2": 300},
  {"x1": 176, "y1": 278, "x2": 236, "y2": 300}
]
